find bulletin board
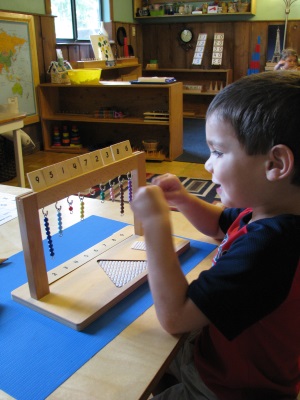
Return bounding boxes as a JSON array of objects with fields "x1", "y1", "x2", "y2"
[{"x1": 0, "y1": 12, "x2": 40, "y2": 124}]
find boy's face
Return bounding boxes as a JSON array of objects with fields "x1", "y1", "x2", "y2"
[{"x1": 205, "y1": 114, "x2": 268, "y2": 208}]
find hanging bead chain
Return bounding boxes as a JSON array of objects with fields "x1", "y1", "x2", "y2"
[
  {"x1": 109, "y1": 180, "x2": 115, "y2": 202},
  {"x1": 55, "y1": 202, "x2": 63, "y2": 237},
  {"x1": 67, "y1": 197, "x2": 73, "y2": 214},
  {"x1": 118, "y1": 176, "x2": 124, "y2": 216},
  {"x1": 99, "y1": 184, "x2": 105, "y2": 202},
  {"x1": 127, "y1": 172, "x2": 133, "y2": 203},
  {"x1": 79, "y1": 193, "x2": 85, "y2": 220},
  {"x1": 42, "y1": 208, "x2": 54, "y2": 258}
]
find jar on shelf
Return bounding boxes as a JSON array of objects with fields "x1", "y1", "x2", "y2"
[
  {"x1": 177, "y1": 2, "x2": 185, "y2": 14},
  {"x1": 202, "y1": 2, "x2": 208, "y2": 13},
  {"x1": 221, "y1": 2, "x2": 228, "y2": 12},
  {"x1": 165, "y1": 3, "x2": 175, "y2": 15}
]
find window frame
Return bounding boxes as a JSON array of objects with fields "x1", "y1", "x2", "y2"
[{"x1": 54, "y1": 0, "x2": 103, "y2": 44}]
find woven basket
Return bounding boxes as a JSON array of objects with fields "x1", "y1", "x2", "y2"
[
  {"x1": 142, "y1": 140, "x2": 159, "y2": 152},
  {"x1": 0, "y1": 135, "x2": 16, "y2": 182}
]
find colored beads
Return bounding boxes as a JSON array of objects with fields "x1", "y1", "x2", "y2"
[
  {"x1": 67, "y1": 197, "x2": 73, "y2": 214},
  {"x1": 43, "y1": 209, "x2": 54, "y2": 258},
  {"x1": 119, "y1": 176, "x2": 124, "y2": 216},
  {"x1": 56, "y1": 202, "x2": 63, "y2": 237},
  {"x1": 109, "y1": 180, "x2": 115, "y2": 202},
  {"x1": 79, "y1": 194, "x2": 85, "y2": 220},
  {"x1": 127, "y1": 172, "x2": 133, "y2": 203},
  {"x1": 99, "y1": 184, "x2": 105, "y2": 202}
]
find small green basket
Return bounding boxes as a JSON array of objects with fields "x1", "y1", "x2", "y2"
[{"x1": 150, "y1": 9, "x2": 165, "y2": 16}]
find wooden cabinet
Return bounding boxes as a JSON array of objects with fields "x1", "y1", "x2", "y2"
[
  {"x1": 134, "y1": 0, "x2": 256, "y2": 19},
  {"x1": 38, "y1": 82, "x2": 183, "y2": 161},
  {"x1": 143, "y1": 68, "x2": 232, "y2": 118}
]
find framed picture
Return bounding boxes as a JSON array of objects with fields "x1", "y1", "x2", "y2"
[{"x1": 0, "y1": 12, "x2": 40, "y2": 124}]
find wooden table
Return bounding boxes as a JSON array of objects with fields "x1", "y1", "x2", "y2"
[
  {"x1": 0, "y1": 113, "x2": 27, "y2": 187},
  {"x1": 0, "y1": 184, "x2": 217, "y2": 400}
]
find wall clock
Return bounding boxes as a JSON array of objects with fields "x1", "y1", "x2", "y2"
[{"x1": 178, "y1": 28, "x2": 193, "y2": 51}]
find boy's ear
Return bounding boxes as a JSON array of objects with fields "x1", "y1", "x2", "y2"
[{"x1": 266, "y1": 144, "x2": 294, "y2": 181}]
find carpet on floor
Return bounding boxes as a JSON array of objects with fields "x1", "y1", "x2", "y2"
[
  {"x1": 81, "y1": 173, "x2": 222, "y2": 206},
  {"x1": 175, "y1": 118, "x2": 210, "y2": 164}
]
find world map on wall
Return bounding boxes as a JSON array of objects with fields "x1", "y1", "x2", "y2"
[{"x1": 0, "y1": 21, "x2": 37, "y2": 117}]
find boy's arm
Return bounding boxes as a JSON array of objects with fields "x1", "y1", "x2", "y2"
[
  {"x1": 175, "y1": 192, "x2": 224, "y2": 239},
  {"x1": 131, "y1": 185, "x2": 211, "y2": 334},
  {"x1": 153, "y1": 174, "x2": 224, "y2": 239}
]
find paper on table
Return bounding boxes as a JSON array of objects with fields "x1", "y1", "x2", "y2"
[
  {"x1": 99, "y1": 81, "x2": 132, "y2": 85},
  {"x1": 0, "y1": 192, "x2": 18, "y2": 225}
]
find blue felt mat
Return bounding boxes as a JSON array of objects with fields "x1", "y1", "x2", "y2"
[{"x1": 0, "y1": 215, "x2": 216, "y2": 400}]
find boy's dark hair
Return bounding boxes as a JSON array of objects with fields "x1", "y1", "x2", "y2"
[{"x1": 206, "y1": 71, "x2": 300, "y2": 186}]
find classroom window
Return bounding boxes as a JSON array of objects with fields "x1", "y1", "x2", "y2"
[{"x1": 52, "y1": 0, "x2": 103, "y2": 41}]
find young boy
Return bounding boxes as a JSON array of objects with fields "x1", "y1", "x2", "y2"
[
  {"x1": 274, "y1": 48, "x2": 299, "y2": 70},
  {"x1": 130, "y1": 71, "x2": 300, "y2": 400}
]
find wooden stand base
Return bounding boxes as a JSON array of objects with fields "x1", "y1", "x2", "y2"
[{"x1": 12, "y1": 226, "x2": 190, "y2": 330}]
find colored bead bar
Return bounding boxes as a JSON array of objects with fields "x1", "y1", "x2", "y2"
[
  {"x1": 109, "y1": 180, "x2": 115, "y2": 202},
  {"x1": 99, "y1": 184, "x2": 105, "y2": 202},
  {"x1": 119, "y1": 176, "x2": 124, "y2": 216},
  {"x1": 79, "y1": 194, "x2": 85, "y2": 220},
  {"x1": 127, "y1": 172, "x2": 133, "y2": 203},
  {"x1": 67, "y1": 197, "x2": 73, "y2": 214},
  {"x1": 55, "y1": 202, "x2": 63, "y2": 237},
  {"x1": 43, "y1": 208, "x2": 54, "y2": 258}
]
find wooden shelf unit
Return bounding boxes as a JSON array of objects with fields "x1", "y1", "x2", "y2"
[
  {"x1": 142, "y1": 68, "x2": 232, "y2": 118},
  {"x1": 134, "y1": 0, "x2": 256, "y2": 19},
  {"x1": 38, "y1": 82, "x2": 183, "y2": 161}
]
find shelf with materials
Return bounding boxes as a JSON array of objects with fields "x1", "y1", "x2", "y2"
[
  {"x1": 134, "y1": 0, "x2": 256, "y2": 19},
  {"x1": 38, "y1": 82, "x2": 183, "y2": 161},
  {"x1": 142, "y1": 68, "x2": 232, "y2": 118},
  {"x1": 73, "y1": 59, "x2": 142, "y2": 82}
]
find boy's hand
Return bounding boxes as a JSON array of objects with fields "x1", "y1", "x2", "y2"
[
  {"x1": 130, "y1": 185, "x2": 170, "y2": 224},
  {"x1": 151, "y1": 173, "x2": 189, "y2": 207}
]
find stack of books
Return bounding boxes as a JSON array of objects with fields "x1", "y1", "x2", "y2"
[
  {"x1": 131, "y1": 77, "x2": 176, "y2": 84},
  {"x1": 143, "y1": 111, "x2": 169, "y2": 122}
]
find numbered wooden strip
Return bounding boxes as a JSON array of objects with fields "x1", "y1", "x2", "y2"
[
  {"x1": 27, "y1": 141, "x2": 133, "y2": 192},
  {"x1": 110, "y1": 140, "x2": 132, "y2": 161},
  {"x1": 27, "y1": 170, "x2": 47, "y2": 191}
]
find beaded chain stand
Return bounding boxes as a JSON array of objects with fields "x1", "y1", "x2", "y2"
[
  {"x1": 11, "y1": 148, "x2": 150, "y2": 329},
  {"x1": 12, "y1": 144, "x2": 190, "y2": 330}
]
